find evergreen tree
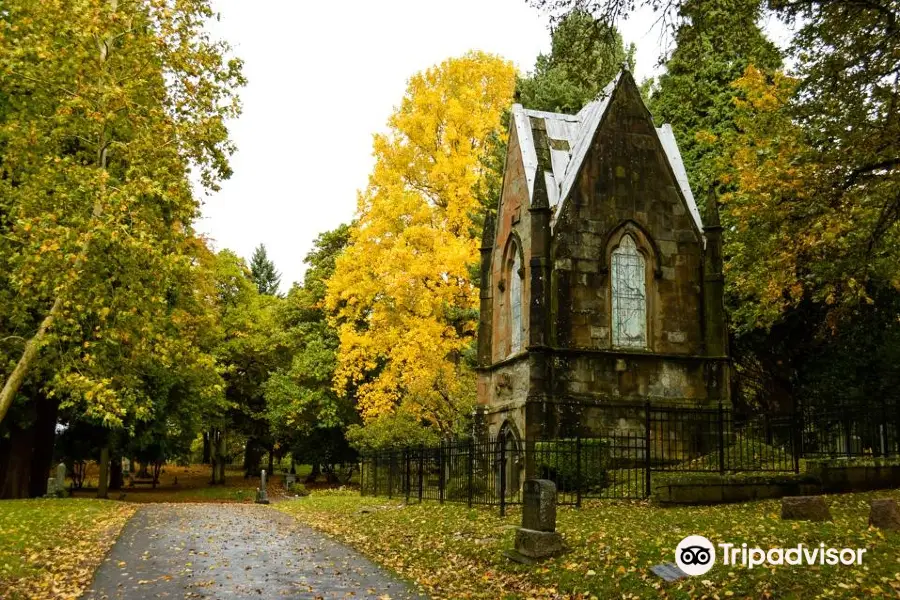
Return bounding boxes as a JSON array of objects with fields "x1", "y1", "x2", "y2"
[
  {"x1": 518, "y1": 10, "x2": 636, "y2": 113},
  {"x1": 249, "y1": 244, "x2": 282, "y2": 296},
  {"x1": 649, "y1": 0, "x2": 782, "y2": 199}
]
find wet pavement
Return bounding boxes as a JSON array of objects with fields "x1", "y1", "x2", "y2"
[{"x1": 83, "y1": 503, "x2": 426, "y2": 599}]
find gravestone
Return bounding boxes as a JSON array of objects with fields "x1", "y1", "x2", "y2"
[
  {"x1": 45, "y1": 462, "x2": 66, "y2": 497},
  {"x1": 869, "y1": 499, "x2": 900, "y2": 531},
  {"x1": 285, "y1": 473, "x2": 296, "y2": 490},
  {"x1": 56, "y1": 462, "x2": 66, "y2": 489},
  {"x1": 504, "y1": 479, "x2": 564, "y2": 563},
  {"x1": 255, "y1": 469, "x2": 270, "y2": 504},
  {"x1": 781, "y1": 496, "x2": 831, "y2": 522}
]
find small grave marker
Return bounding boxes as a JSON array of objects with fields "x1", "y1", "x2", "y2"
[
  {"x1": 255, "y1": 469, "x2": 270, "y2": 504},
  {"x1": 56, "y1": 462, "x2": 66, "y2": 489},
  {"x1": 504, "y1": 479, "x2": 564, "y2": 563},
  {"x1": 781, "y1": 496, "x2": 831, "y2": 522},
  {"x1": 869, "y1": 499, "x2": 900, "y2": 531}
]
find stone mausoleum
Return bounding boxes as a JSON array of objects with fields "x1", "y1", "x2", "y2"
[{"x1": 475, "y1": 69, "x2": 729, "y2": 445}]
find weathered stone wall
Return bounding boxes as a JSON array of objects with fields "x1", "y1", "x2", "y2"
[
  {"x1": 477, "y1": 356, "x2": 530, "y2": 438},
  {"x1": 490, "y1": 124, "x2": 533, "y2": 364},
  {"x1": 476, "y1": 71, "x2": 729, "y2": 443},
  {"x1": 551, "y1": 77, "x2": 704, "y2": 356}
]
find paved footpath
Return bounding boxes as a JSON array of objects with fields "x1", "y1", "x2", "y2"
[{"x1": 83, "y1": 503, "x2": 426, "y2": 600}]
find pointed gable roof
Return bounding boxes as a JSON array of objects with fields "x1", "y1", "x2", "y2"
[{"x1": 509, "y1": 69, "x2": 704, "y2": 233}]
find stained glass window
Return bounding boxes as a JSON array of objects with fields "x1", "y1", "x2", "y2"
[
  {"x1": 611, "y1": 235, "x2": 647, "y2": 348},
  {"x1": 509, "y1": 248, "x2": 523, "y2": 354}
]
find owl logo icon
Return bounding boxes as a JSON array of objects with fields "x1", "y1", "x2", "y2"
[{"x1": 675, "y1": 535, "x2": 716, "y2": 576}]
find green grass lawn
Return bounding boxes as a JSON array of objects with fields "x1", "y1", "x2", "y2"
[
  {"x1": 275, "y1": 489, "x2": 900, "y2": 599},
  {"x1": 0, "y1": 498, "x2": 135, "y2": 599}
]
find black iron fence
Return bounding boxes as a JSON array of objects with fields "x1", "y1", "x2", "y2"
[{"x1": 359, "y1": 401, "x2": 900, "y2": 512}]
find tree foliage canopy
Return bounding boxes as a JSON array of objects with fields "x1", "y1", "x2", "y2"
[
  {"x1": 517, "y1": 10, "x2": 635, "y2": 113},
  {"x1": 649, "y1": 0, "x2": 782, "y2": 198},
  {"x1": 326, "y1": 52, "x2": 516, "y2": 435},
  {"x1": 249, "y1": 244, "x2": 282, "y2": 296},
  {"x1": 0, "y1": 0, "x2": 244, "y2": 426}
]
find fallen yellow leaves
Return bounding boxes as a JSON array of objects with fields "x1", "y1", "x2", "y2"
[
  {"x1": 0, "y1": 499, "x2": 136, "y2": 599},
  {"x1": 276, "y1": 489, "x2": 900, "y2": 600}
]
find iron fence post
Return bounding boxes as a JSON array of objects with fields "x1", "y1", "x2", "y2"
[
  {"x1": 418, "y1": 444, "x2": 425, "y2": 503},
  {"x1": 891, "y1": 401, "x2": 900, "y2": 453},
  {"x1": 576, "y1": 436, "x2": 582, "y2": 508},
  {"x1": 438, "y1": 441, "x2": 445, "y2": 504},
  {"x1": 718, "y1": 401, "x2": 726, "y2": 475},
  {"x1": 845, "y1": 415, "x2": 853, "y2": 458},
  {"x1": 644, "y1": 399, "x2": 651, "y2": 499},
  {"x1": 793, "y1": 408, "x2": 801, "y2": 473},
  {"x1": 499, "y1": 435, "x2": 507, "y2": 517},
  {"x1": 388, "y1": 451, "x2": 393, "y2": 499},
  {"x1": 374, "y1": 453, "x2": 380, "y2": 495},
  {"x1": 467, "y1": 438, "x2": 475, "y2": 508},
  {"x1": 404, "y1": 447, "x2": 411, "y2": 503}
]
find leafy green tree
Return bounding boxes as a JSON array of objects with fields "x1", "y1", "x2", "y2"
[
  {"x1": 649, "y1": 0, "x2": 781, "y2": 198},
  {"x1": 0, "y1": 0, "x2": 244, "y2": 425},
  {"x1": 518, "y1": 10, "x2": 635, "y2": 113},
  {"x1": 0, "y1": 0, "x2": 243, "y2": 424},
  {"x1": 211, "y1": 250, "x2": 281, "y2": 479},
  {"x1": 265, "y1": 225, "x2": 357, "y2": 478},
  {"x1": 249, "y1": 244, "x2": 282, "y2": 296}
]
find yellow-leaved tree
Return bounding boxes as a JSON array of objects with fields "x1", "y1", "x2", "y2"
[{"x1": 326, "y1": 52, "x2": 515, "y2": 437}]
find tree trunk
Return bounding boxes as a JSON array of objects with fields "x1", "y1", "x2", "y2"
[
  {"x1": 305, "y1": 463, "x2": 320, "y2": 484},
  {"x1": 209, "y1": 429, "x2": 219, "y2": 484},
  {"x1": 0, "y1": 422, "x2": 33, "y2": 499},
  {"x1": 268, "y1": 447, "x2": 274, "y2": 475},
  {"x1": 0, "y1": 297, "x2": 63, "y2": 426},
  {"x1": 97, "y1": 446, "x2": 110, "y2": 498},
  {"x1": 202, "y1": 431, "x2": 211, "y2": 464},
  {"x1": 27, "y1": 395, "x2": 59, "y2": 498},
  {"x1": 215, "y1": 430, "x2": 226, "y2": 484},
  {"x1": 109, "y1": 455, "x2": 123, "y2": 491}
]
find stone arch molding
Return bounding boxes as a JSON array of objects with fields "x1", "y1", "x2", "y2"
[
  {"x1": 497, "y1": 418, "x2": 522, "y2": 447},
  {"x1": 601, "y1": 219, "x2": 662, "y2": 279},
  {"x1": 498, "y1": 230, "x2": 526, "y2": 293}
]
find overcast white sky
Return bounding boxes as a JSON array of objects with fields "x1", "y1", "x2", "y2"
[{"x1": 196, "y1": 1, "x2": 789, "y2": 291}]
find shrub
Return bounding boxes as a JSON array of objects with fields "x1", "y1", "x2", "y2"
[
  {"x1": 446, "y1": 476, "x2": 489, "y2": 501},
  {"x1": 288, "y1": 482, "x2": 310, "y2": 496},
  {"x1": 534, "y1": 438, "x2": 610, "y2": 492}
]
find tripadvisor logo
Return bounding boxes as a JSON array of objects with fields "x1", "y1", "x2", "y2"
[
  {"x1": 674, "y1": 535, "x2": 867, "y2": 575},
  {"x1": 675, "y1": 535, "x2": 716, "y2": 576}
]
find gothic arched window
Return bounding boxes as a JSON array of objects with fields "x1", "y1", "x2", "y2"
[
  {"x1": 509, "y1": 246, "x2": 523, "y2": 355},
  {"x1": 611, "y1": 235, "x2": 647, "y2": 348}
]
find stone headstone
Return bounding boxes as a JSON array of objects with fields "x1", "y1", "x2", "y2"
[
  {"x1": 46, "y1": 477, "x2": 58, "y2": 497},
  {"x1": 56, "y1": 462, "x2": 66, "y2": 489},
  {"x1": 781, "y1": 496, "x2": 831, "y2": 522},
  {"x1": 869, "y1": 499, "x2": 900, "y2": 531},
  {"x1": 506, "y1": 479, "x2": 564, "y2": 561},
  {"x1": 285, "y1": 473, "x2": 296, "y2": 490},
  {"x1": 522, "y1": 479, "x2": 557, "y2": 532},
  {"x1": 255, "y1": 469, "x2": 270, "y2": 504}
]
